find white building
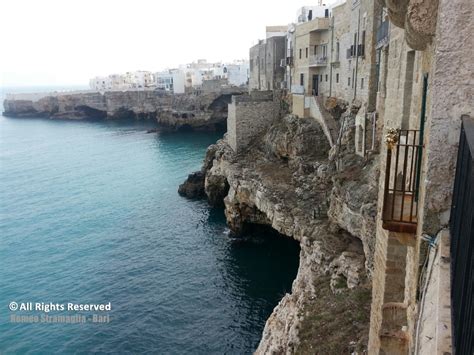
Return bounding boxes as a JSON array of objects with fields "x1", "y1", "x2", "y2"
[
  {"x1": 154, "y1": 69, "x2": 185, "y2": 94},
  {"x1": 296, "y1": 5, "x2": 329, "y2": 23},
  {"x1": 89, "y1": 71, "x2": 155, "y2": 91},
  {"x1": 89, "y1": 59, "x2": 248, "y2": 92},
  {"x1": 225, "y1": 60, "x2": 249, "y2": 87},
  {"x1": 131, "y1": 71, "x2": 154, "y2": 89}
]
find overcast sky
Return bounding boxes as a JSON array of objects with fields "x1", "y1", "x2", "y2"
[{"x1": 0, "y1": 0, "x2": 335, "y2": 87}]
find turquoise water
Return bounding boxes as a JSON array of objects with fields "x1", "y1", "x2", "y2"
[{"x1": 0, "y1": 115, "x2": 299, "y2": 354}]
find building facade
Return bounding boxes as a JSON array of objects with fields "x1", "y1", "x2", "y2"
[
  {"x1": 289, "y1": 0, "x2": 379, "y2": 121},
  {"x1": 367, "y1": 0, "x2": 473, "y2": 353},
  {"x1": 89, "y1": 71, "x2": 155, "y2": 91},
  {"x1": 154, "y1": 70, "x2": 185, "y2": 94},
  {"x1": 249, "y1": 30, "x2": 286, "y2": 91}
]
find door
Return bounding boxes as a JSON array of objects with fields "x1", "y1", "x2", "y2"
[{"x1": 312, "y1": 74, "x2": 319, "y2": 96}]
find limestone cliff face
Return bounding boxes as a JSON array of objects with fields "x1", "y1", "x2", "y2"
[
  {"x1": 180, "y1": 112, "x2": 378, "y2": 353},
  {"x1": 327, "y1": 112, "x2": 379, "y2": 273},
  {"x1": 3, "y1": 89, "x2": 245, "y2": 130}
]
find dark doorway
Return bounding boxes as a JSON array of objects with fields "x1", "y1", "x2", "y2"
[{"x1": 312, "y1": 74, "x2": 319, "y2": 96}]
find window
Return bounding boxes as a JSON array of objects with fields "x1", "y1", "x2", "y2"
[
  {"x1": 299, "y1": 49, "x2": 302, "y2": 59},
  {"x1": 361, "y1": 78, "x2": 364, "y2": 89},
  {"x1": 336, "y1": 73, "x2": 339, "y2": 83},
  {"x1": 336, "y1": 42, "x2": 340, "y2": 61},
  {"x1": 300, "y1": 73, "x2": 304, "y2": 86},
  {"x1": 320, "y1": 75, "x2": 323, "y2": 82},
  {"x1": 314, "y1": 45, "x2": 317, "y2": 55},
  {"x1": 306, "y1": 47, "x2": 308, "y2": 58},
  {"x1": 348, "y1": 77, "x2": 351, "y2": 86},
  {"x1": 325, "y1": 74, "x2": 328, "y2": 82}
]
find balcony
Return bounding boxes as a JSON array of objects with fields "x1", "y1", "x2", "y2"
[
  {"x1": 382, "y1": 129, "x2": 423, "y2": 234},
  {"x1": 286, "y1": 56, "x2": 294, "y2": 66},
  {"x1": 295, "y1": 17, "x2": 330, "y2": 36},
  {"x1": 376, "y1": 20, "x2": 390, "y2": 49},
  {"x1": 309, "y1": 55, "x2": 328, "y2": 67}
]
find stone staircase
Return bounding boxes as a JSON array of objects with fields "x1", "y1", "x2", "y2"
[{"x1": 308, "y1": 95, "x2": 340, "y2": 147}]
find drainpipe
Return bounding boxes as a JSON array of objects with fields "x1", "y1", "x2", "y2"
[
  {"x1": 415, "y1": 74, "x2": 428, "y2": 202},
  {"x1": 329, "y1": 15, "x2": 334, "y2": 97},
  {"x1": 354, "y1": 8, "x2": 361, "y2": 101}
]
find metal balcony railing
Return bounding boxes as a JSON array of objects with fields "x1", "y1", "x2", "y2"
[
  {"x1": 382, "y1": 129, "x2": 423, "y2": 234},
  {"x1": 450, "y1": 115, "x2": 474, "y2": 355},
  {"x1": 309, "y1": 55, "x2": 328, "y2": 66}
]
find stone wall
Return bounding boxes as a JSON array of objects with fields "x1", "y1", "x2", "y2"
[
  {"x1": 227, "y1": 91, "x2": 280, "y2": 153},
  {"x1": 201, "y1": 78, "x2": 228, "y2": 93},
  {"x1": 367, "y1": 23, "x2": 430, "y2": 354},
  {"x1": 420, "y1": 0, "x2": 474, "y2": 233}
]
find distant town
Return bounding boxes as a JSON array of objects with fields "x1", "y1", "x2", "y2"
[{"x1": 89, "y1": 59, "x2": 249, "y2": 93}]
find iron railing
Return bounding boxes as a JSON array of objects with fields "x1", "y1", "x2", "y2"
[
  {"x1": 309, "y1": 55, "x2": 328, "y2": 67},
  {"x1": 450, "y1": 115, "x2": 474, "y2": 355},
  {"x1": 382, "y1": 129, "x2": 422, "y2": 234}
]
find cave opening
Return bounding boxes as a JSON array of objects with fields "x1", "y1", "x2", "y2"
[
  {"x1": 75, "y1": 105, "x2": 107, "y2": 120},
  {"x1": 227, "y1": 220, "x2": 301, "y2": 314},
  {"x1": 177, "y1": 124, "x2": 193, "y2": 132}
]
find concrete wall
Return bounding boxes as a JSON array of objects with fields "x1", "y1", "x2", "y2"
[
  {"x1": 227, "y1": 92, "x2": 280, "y2": 153},
  {"x1": 291, "y1": 94, "x2": 305, "y2": 118}
]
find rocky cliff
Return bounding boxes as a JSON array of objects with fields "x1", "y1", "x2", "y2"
[
  {"x1": 2, "y1": 89, "x2": 246, "y2": 130},
  {"x1": 180, "y1": 105, "x2": 379, "y2": 353}
]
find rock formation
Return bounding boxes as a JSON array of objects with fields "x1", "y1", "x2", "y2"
[
  {"x1": 179, "y1": 102, "x2": 379, "y2": 352},
  {"x1": 2, "y1": 89, "x2": 246, "y2": 131}
]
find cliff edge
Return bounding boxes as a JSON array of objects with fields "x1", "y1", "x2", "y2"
[
  {"x1": 180, "y1": 107, "x2": 379, "y2": 353},
  {"x1": 3, "y1": 89, "x2": 246, "y2": 131}
]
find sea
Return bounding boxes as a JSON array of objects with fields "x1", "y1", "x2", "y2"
[{"x1": 0, "y1": 86, "x2": 300, "y2": 354}]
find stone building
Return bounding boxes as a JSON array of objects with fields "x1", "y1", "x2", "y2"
[
  {"x1": 289, "y1": 0, "x2": 379, "y2": 125},
  {"x1": 367, "y1": 0, "x2": 473, "y2": 354},
  {"x1": 249, "y1": 29, "x2": 286, "y2": 91}
]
